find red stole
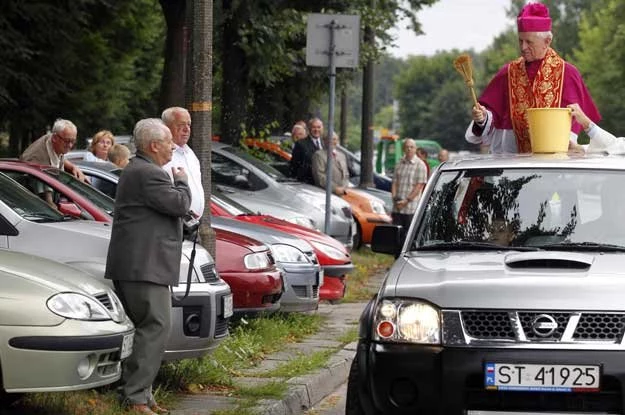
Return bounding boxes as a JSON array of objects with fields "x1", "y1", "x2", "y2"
[{"x1": 508, "y1": 48, "x2": 565, "y2": 153}]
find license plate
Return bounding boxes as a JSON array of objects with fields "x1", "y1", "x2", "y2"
[
  {"x1": 222, "y1": 294, "x2": 233, "y2": 318},
  {"x1": 317, "y1": 270, "x2": 324, "y2": 286},
  {"x1": 485, "y1": 362, "x2": 600, "y2": 392},
  {"x1": 120, "y1": 333, "x2": 134, "y2": 360}
]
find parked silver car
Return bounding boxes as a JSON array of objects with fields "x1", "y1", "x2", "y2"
[
  {"x1": 0, "y1": 172, "x2": 232, "y2": 361},
  {"x1": 0, "y1": 250, "x2": 134, "y2": 396},
  {"x1": 211, "y1": 142, "x2": 355, "y2": 248},
  {"x1": 212, "y1": 216, "x2": 321, "y2": 312},
  {"x1": 349, "y1": 153, "x2": 625, "y2": 414}
]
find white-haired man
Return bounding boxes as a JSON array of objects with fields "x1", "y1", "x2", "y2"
[{"x1": 466, "y1": 2, "x2": 600, "y2": 153}]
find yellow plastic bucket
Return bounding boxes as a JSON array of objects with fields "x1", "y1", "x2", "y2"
[{"x1": 526, "y1": 108, "x2": 572, "y2": 153}]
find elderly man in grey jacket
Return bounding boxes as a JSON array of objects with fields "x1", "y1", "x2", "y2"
[{"x1": 105, "y1": 118, "x2": 191, "y2": 415}]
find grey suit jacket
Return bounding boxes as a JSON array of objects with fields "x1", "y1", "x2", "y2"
[
  {"x1": 311, "y1": 149, "x2": 350, "y2": 194},
  {"x1": 105, "y1": 153, "x2": 191, "y2": 286}
]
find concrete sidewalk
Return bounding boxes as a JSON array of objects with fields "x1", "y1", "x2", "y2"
[{"x1": 169, "y1": 273, "x2": 384, "y2": 415}]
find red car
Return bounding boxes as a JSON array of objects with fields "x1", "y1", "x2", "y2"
[
  {"x1": 0, "y1": 160, "x2": 113, "y2": 222},
  {"x1": 0, "y1": 160, "x2": 284, "y2": 315},
  {"x1": 211, "y1": 189, "x2": 354, "y2": 302},
  {"x1": 215, "y1": 228, "x2": 284, "y2": 315}
]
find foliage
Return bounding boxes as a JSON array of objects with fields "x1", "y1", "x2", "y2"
[
  {"x1": 393, "y1": 51, "x2": 478, "y2": 151},
  {"x1": 342, "y1": 246, "x2": 394, "y2": 302},
  {"x1": 0, "y1": 0, "x2": 164, "y2": 153},
  {"x1": 574, "y1": 0, "x2": 625, "y2": 136}
]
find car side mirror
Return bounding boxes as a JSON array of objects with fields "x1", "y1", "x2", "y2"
[
  {"x1": 57, "y1": 201, "x2": 83, "y2": 218},
  {"x1": 371, "y1": 224, "x2": 404, "y2": 257}
]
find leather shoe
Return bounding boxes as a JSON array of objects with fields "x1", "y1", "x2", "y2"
[
  {"x1": 127, "y1": 404, "x2": 157, "y2": 414},
  {"x1": 150, "y1": 404, "x2": 169, "y2": 414}
]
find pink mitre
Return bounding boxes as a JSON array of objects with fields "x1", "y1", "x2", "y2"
[{"x1": 517, "y1": 2, "x2": 552, "y2": 32}]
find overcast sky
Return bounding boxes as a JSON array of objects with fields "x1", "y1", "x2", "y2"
[{"x1": 389, "y1": 0, "x2": 513, "y2": 58}]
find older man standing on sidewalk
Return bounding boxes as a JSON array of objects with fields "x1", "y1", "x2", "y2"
[
  {"x1": 162, "y1": 107, "x2": 204, "y2": 219},
  {"x1": 106, "y1": 118, "x2": 191, "y2": 415}
]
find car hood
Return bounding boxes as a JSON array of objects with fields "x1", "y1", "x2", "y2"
[
  {"x1": 388, "y1": 251, "x2": 625, "y2": 310},
  {"x1": 284, "y1": 182, "x2": 351, "y2": 210},
  {"x1": 0, "y1": 250, "x2": 112, "y2": 296},
  {"x1": 211, "y1": 216, "x2": 313, "y2": 253}
]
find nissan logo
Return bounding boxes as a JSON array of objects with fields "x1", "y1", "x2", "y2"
[{"x1": 532, "y1": 314, "x2": 558, "y2": 337}]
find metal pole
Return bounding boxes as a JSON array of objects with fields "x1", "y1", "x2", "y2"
[{"x1": 324, "y1": 20, "x2": 337, "y2": 235}]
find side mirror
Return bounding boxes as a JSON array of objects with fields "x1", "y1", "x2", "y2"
[
  {"x1": 57, "y1": 201, "x2": 83, "y2": 218},
  {"x1": 371, "y1": 224, "x2": 404, "y2": 257}
]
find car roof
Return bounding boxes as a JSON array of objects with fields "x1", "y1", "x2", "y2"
[{"x1": 438, "y1": 152, "x2": 625, "y2": 171}]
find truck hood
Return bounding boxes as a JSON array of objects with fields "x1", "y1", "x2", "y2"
[{"x1": 388, "y1": 251, "x2": 625, "y2": 310}]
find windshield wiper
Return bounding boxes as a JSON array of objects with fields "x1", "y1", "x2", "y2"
[
  {"x1": 418, "y1": 241, "x2": 540, "y2": 251},
  {"x1": 22, "y1": 214, "x2": 64, "y2": 223},
  {"x1": 537, "y1": 242, "x2": 625, "y2": 252}
]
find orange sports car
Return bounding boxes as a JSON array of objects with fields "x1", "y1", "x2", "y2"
[{"x1": 242, "y1": 138, "x2": 391, "y2": 248}]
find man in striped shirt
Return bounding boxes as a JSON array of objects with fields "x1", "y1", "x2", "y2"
[{"x1": 391, "y1": 138, "x2": 428, "y2": 231}]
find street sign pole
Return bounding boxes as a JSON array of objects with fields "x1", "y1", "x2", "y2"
[
  {"x1": 324, "y1": 19, "x2": 338, "y2": 235},
  {"x1": 306, "y1": 14, "x2": 360, "y2": 236}
]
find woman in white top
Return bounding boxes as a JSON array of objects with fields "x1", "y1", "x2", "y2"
[{"x1": 85, "y1": 130, "x2": 115, "y2": 162}]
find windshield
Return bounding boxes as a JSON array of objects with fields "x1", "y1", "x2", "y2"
[
  {"x1": 44, "y1": 168, "x2": 116, "y2": 215},
  {"x1": 0, "y1": 173, "x2": 65, "y2": 222},
  {"x1": 221, "y1": 146, "x2": 289, "y2": 181},
  {"x1": 414, "y1": 168, "x2": 624, "y2": 250}
]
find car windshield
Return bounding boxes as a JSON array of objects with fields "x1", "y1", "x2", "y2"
[
  {"x1": 221, "y1": 146, "x2": 289, "y2": 181},
  {"x1": 413, "y1": 168, "x2": 625, "y2": 251},
  {"x1": 43, "y1": 168, "x2": 116, "y2": 216},
  {"x1": 0, "y1": 173, "x2": 66, "y2": 222}
]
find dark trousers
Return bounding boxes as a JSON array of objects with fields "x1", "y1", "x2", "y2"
[{"x1": 114, "y1": 280, "x2": 171, "y2": 406}]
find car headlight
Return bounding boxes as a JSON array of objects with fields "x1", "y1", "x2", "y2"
[
  {"x1": 47, "y1": 293, "x2": 111, "y2": 321},
  {"x1": 271, "y1": 244, "x2": 311, "y2": 264},
  {"x1": 244, "y1": 252, "x2": 271, "y2": 270},
  {"x1": 370, "y1": 199, "x2": 386, "y2": 215},
  {"x1": 107, "y1": 290, "x2": 127, "y2": 323},
  {"x1": 373, "y1": 299, "x2": 440, "y2": 344},
  {"x1": 309, "y1": 240, "x2": 347, "y2": 261},
  {"x1": 285, "y1": 216, "x2": 316, "y2": 230}
]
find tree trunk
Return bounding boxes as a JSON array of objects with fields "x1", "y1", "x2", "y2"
[
  {"x1": 189, "y1": 0, "x2": 216, "y2": 258},
  {"x1": 360, "y1": 10, "x2": 375, "y2": 189},
  {"x1": 220, "y1": 0, "x2": 249, "y2": 145},
  {"x1": 159, "y1": 0, "x2": 187, "y2": 111}
]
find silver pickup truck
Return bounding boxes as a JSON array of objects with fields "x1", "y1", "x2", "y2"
[{"x1": 348, "y1": 153, "x2": 625, "y2": 415}]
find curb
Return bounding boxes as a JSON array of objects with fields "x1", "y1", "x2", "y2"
[{"x1": 256, "y1": 341, "x2": 357, "y2": 414}]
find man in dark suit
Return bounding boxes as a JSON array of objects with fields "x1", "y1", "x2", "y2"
[
  {"x1": 105, "y1": 118, "x2": 191, "y2": 415},
  {"x1": 290, "y1": 117, "x2": 324, "y2": 185}
]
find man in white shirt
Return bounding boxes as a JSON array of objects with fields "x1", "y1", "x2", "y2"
[{"x1": 162, "y1": 107, "x2": 205, "y2": 217}]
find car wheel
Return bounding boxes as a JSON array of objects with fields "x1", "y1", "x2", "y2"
[
  {"x1": 353, "y1": 218, "x2": 362, "y2": 250},
  {"x1": 346, "y1": 352, "x2": 379, "y2": 415}
]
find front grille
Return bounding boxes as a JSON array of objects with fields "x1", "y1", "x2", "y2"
[
  {"x1": 341, "y1": 206, "x2": 352, "y2": 218},
  {"x1": 519, "y1": 312, "x2": 569, "y2": 340},
  {"x1": 465, "y1": 374, "x2": 622, "y2": 413},
  {"x1": 200, "y1": 263, "x2": 219, "y2": 283},
  {"x1": 305, "y1": 251, "x2": 318, "y2": 265},
  {"x1": 96, "y1": 352, "x2": 121, "y2": 377},
  {"x1": 457, "y1": 310, "x2": 625, "y2": 345},
  {"x1": 292, "y1": 285, "x2": 308, "y2": 298},
  {"x1": 463, "y1": 311, "x2": 515, "y2": 340},
  {"x1": 95, "y1": 293, "x2": 113, "y2": 311},
  {"x1": 312, "y1": 285, "x2": 319, "y2": 299},
  {"x1": 215, "y1": 316, "x2": 229, "y2": 338},
  {"x1": 574, "y1": 313, "x2": 625, "y2": 341}
]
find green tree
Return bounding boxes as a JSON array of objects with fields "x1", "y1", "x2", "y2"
[{"x1": 574, "y1": 0, "x2": 625, "y2": 135}]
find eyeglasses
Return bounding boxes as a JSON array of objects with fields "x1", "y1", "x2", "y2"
[{"x1": 55, "y1": 133, "x2": 76, "y2": 146}]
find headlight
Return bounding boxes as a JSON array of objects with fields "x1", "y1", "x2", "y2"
[
  {"x1": 108, "y1": 290, "x2": 127, "y2": 323},
  {"x1": 285, "y1": 216, "x2": 316, "y2": 230},
  {"x1": 373, "y1": 299, "x2": 440, "y2": 344},
  {"x1": 370, "y1": 199, "x2": 386, "y2": 215},
  {"x1": 271, "y1": 244, "x2": 311, "y2": 264},
  {"x1": 244, "y1": 252, "x2": 271, "y2": 270},
  {"x1": 309, "y1": 240, "x2": 347, "y2": 261},
  {"x1": 47, "y1": 293, "x2": 111, "y2": 321}
]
